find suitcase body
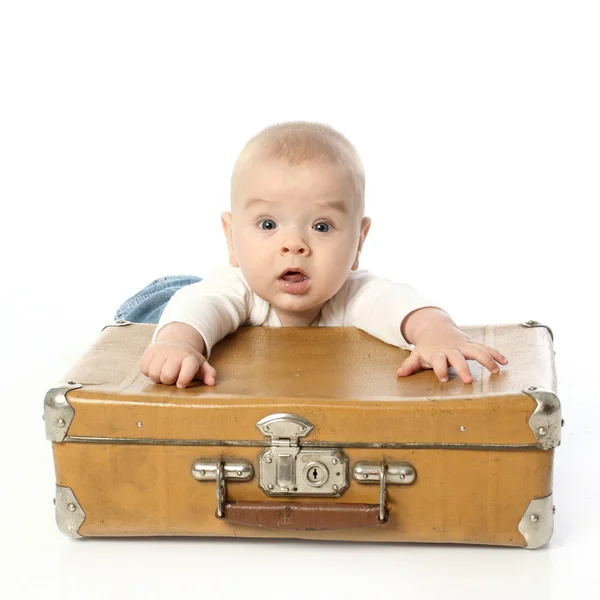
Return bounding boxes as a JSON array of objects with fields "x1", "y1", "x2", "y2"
[{"x1": 45, "y1": 321, "x2": 561, "y2": 548}]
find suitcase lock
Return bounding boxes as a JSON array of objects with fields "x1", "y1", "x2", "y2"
[{"x1": 256, "y1": 413, "x2": 349, "y2": 497}]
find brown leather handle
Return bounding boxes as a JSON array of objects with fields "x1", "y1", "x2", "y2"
[{"x1": 221, "y1": 501, "x2": 388, "y2": 530}]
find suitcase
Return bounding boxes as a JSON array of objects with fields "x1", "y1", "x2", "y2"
[{"x1": 44, "y1": 320, "x2": 561, "y2": 548}]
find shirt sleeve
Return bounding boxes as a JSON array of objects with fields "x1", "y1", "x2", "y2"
[
  {"x1": 152, "y1": 265, "x2": 251, "y2": 359},
  {"x1": 340, "y1": 270, "x2": 447, "y2": 349}
]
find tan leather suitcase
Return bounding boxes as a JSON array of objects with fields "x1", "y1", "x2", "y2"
[{"x1": 44, "y1": 320, "x2": 561, "y2": 548}]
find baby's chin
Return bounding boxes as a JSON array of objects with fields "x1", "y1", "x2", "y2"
[{"x1": 266, "y1": 285, "x2": 327, "y2": 309}]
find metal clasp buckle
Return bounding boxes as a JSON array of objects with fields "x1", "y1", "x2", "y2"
[
  {"x1": 353, "y1": 460, "x2": 417, "y2": 522},
  {"x1": 191, "y1": 459, "x2": 253, "y2": 518}
]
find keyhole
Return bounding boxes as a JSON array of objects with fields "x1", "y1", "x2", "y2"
[{"x1": 304, "y1": 462, "x2": 329, "y2": 487}]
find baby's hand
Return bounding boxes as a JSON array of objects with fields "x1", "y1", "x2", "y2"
[
  {"x1": 140, "y1": 341, "x2": 217, "y2": 388},
  {"x1": 396, "y1": 324, "x2": 508, "y2": 384}
]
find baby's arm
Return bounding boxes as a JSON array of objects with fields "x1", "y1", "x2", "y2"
[
  {"x1": 141, "y1": 265, "x2": 252, "y2": 387},
  {"x1": 342, "y1": 270, "x2": 507, "y2": 382},
  {"x1": 342, "y1": 270, "x2": 445, "y2": 349}
]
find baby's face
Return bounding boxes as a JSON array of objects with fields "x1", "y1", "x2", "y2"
[{"x1": 222, "y1": 157, "x2": 370, "y2": 326}]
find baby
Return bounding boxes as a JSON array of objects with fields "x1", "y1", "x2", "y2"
[{"x1": 141, "y1": 121, "x2": 508, "y2": 388}]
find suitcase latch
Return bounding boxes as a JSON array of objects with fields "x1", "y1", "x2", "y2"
[
  {"x1": 256, "y1": 413, "x2": 349, "y2": 497},
  {"x1": 191, "y1": 459, "x2": 254, "y2": 518},
  {"x1": 353, "y1": 460, "x2": 416, "y2": 521}
]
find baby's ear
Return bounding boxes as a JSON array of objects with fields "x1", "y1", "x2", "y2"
[
  {"x1": 352, "y1": 216, "x2": 372, "y2": 270},
  {"x1": 221, "y1": 212, "x2": 239, "y2": 267}
]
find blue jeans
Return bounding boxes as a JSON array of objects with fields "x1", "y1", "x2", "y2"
[{"x1": 114, "y1": 275, "x2": 202, "y2": 324}]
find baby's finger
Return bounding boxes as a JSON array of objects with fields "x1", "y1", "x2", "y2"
[
  {"x1": 140, "y1": 346, "x2": 154, "y2": 376},
  {"x1": 485, "y1": 345, "x2": 508, "y2": 365},
  {"x1": 160, "y1": 357, "x2": 182, "y2": 385},
  {"x1": 446, "y1": 350, "x2": 473, "y2": 384},
  {"x1": 197, "y1": 360, "x2": 217, "y2": 386},
  {"x1": 148, "y1": 354, "x2": 168, "y2": 383},
  {"x1": 429, "y1": 351, "x2": 450, "y2": 382},
  {"x1": 396, "y1": 351, "x2": 421, "y2": 376},
  {"x1": 177, "y1": 355, "x2": 202, "y2": 388},
  {"x1": 472, "y1": 342, "x2": 508, "y2": 367},
  {"x1": 463, "y1": 345, "x2": 500, "y2": 375}
]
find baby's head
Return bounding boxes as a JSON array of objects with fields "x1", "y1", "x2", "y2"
[{"x1": 221, "y1": 121, "x2": 371, "y2": 326}]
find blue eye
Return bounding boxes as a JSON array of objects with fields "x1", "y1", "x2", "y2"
[
  {"x1": 314, "y1": 222, "x2": 331, "y2": 233},
  {"x1": 259, "y1": 219, "x2": 277, "y2": 231}
]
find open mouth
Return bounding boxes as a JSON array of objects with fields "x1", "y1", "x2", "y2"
[
  {"x1": 280, "y1": 270, "x2": 308, "y2": 283},
  {"x1": 278, "y1": 268, "x2": 311, "y2": 294}
]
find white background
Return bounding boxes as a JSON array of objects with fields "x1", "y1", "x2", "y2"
[{"x1": 1, "y1": 1, "x2": 599, "y2": 598}]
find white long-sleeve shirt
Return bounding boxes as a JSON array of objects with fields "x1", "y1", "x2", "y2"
[{"x1": 153, "y1": 264, "x2": 445, "y2": 358}]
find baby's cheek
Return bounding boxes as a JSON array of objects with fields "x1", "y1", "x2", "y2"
[{"x1": 244, "y1": 268, "x2": 272, "y2": 293}]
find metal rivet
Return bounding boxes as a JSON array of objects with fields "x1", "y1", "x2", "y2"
[
  {"x1": 268, "y1": 484, "x2": 274, "y2": 490},
  {"x1": 400, "y1": 473, "x2": 406, "y2": 480},
  {"x1": 237, "y1": 471, "x2": 242, "y2": 476},
  {"x1": 528, "y1": 386, "x2": 537, "y2": 391},
  {"x1": 137, "y1": 422, "x2": 143, "y2": 428},
  {"x1": 527, "y1": 320, "x2": 538, "y2": 325},
  {"x1": 67, "y1": 503, "x2": 76, "y2": 512},
  {"x1": 460, "y1": 426, "x2": 466, "y2": 432},
  {"x1": 53, "y1": 498, "x2": 56, "y2": 505},
  {"x1": 363, "y1": 473, "x2": 369, "y2": 479},
  {"x1": 67, "y1": 381, "x2": 76, "y2": 385},
  {"x1": 553, "y1": 505, "x2": 556, "y2": 514},
  {"x1": 530, "y1": 514, "x2": 539, "y2": 523},
  {"x1": 538, "y1": 427, "x2": 547, "y2": 436},
  {"x1": 332, "y1": 484, "x2": 339, "y2": 491},
  {"x1": 298, "y1": 426, "x2": 305, "y2": 432},
  {"x1": 332, "y1": 458, "x2": 338, "y2": 465},
  {"x1": 266, "y1": 457, "x2": 272, "y2": 463},
  {"x1": 263, "y1": 426, "x2": 270, "y2": 432},
  {"x1": 56, "y1": 419, "x2": 66, "y2": 428},
  {"x1": 561, "y1": 419, "x2": 565, "y2": 427},
  {"x1": 200, "y1": 470, "x2": 205, "y2": 476}
]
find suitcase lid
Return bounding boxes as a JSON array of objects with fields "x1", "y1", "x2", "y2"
[{"x1": 45, "y1": 322, "x2": 561, "y2": 449}]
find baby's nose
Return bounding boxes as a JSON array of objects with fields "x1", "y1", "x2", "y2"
[{"x1": 281, "y1": 240, "x2": 308, "y2": 254}]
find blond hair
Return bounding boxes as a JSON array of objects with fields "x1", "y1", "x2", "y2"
[{"x1": 231, "y1": 121, "x2": 365, "y2": 215}]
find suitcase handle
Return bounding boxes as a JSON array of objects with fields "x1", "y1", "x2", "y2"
[
  {"x1": 220, "y1": 501, "x2": 387, "y2": 530},
  {"x1": 205, "y1": 460, "x2": 390, "y2": 530}
]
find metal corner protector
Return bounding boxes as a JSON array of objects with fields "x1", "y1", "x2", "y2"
[
  {"x1": 55, "y1": 485, "x2": 86, "y2": 538},
  {"x1": 44, "y1": 382, "x2": 82, "y2": 442},
  {"x1": 523, "y1": 386, "x2": 562, "y2": 450},
  {"x1": 520, "y1": 320, "x2": 554, "y2": 342},
  {"x1": 518, "y1": 494, "x2": 554, "y2": 549}
]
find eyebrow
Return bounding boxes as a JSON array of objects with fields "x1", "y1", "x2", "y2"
[{"x1": 243, "y1": 197, "x2": 349, "y2": 214}]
